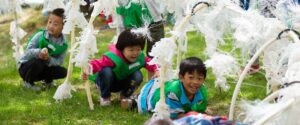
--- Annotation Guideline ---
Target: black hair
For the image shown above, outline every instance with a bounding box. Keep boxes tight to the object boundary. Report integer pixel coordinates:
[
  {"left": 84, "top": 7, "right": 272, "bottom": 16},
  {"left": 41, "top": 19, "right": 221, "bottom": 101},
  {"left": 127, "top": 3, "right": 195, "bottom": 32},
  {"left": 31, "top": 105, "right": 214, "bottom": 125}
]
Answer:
[
  {"left": 50, "top": 8, "right": 65, "bottom": 20},
  {"left": 116, "top": 29, "right": 145, "bottom": 51},
  {"left": 179, "top": 57, "right": 207, "bottom": 78}
]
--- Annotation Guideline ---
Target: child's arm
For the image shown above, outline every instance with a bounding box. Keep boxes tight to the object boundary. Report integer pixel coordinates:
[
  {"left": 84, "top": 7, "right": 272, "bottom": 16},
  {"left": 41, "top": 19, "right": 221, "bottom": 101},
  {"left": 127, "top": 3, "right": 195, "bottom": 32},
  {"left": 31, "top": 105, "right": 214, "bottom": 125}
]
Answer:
[
  {"left": 144, "top": 57, "right": 157, "bottom": 73},
  {"left": 165, "top": 92, "right": 185, "bottom": 119},
  {"left": 89, "top": 55, "right": 115, "bottom": 74},
  {"left": 173, "top": 113, "right": 186, "bottom": 120},
  {"left": 46, "top": 51, "right": 66, "bottom": 66},
  {"left": 24, "top": 32, "right": 44, "bottom": 59}
]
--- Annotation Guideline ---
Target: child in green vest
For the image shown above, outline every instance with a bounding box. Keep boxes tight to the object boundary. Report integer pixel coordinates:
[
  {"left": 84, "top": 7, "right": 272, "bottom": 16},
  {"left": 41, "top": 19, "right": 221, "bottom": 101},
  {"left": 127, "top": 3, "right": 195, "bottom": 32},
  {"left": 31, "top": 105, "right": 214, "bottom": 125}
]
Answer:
[
  {"left": 82, "top": 29, "right": 157, "bottom": 106},
  {"left": 18, "top": 8, "right": 67, "bottom": 91},
  {"left": 138, "top": 57, "right": 209, "bottom": 119},
  {"left": 116, "top": 0, "right": 165, "bottom": 78}
]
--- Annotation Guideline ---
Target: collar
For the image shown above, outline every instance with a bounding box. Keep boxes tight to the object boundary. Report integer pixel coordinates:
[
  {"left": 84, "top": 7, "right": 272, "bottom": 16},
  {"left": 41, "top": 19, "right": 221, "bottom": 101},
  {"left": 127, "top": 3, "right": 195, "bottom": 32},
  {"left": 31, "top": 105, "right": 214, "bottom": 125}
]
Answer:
[
  {"left": 44, "top": 30, "right": 64, "bottom": 40},
  {"left": 109, "top": 44, "right": 130, "bottom": 63},
  {"left": 179, "top": 82, "right": 203, "bottom": 105},
  {"left": 44, "top": 30, "right": 50, "bottom": 39}
]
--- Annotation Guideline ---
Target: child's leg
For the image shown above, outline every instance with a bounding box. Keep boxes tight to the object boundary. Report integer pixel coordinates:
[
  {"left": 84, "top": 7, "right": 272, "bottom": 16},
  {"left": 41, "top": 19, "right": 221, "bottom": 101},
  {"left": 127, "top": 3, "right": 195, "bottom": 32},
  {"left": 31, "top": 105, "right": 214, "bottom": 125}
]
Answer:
[
  {"left": 38, "top": 66, "right": 67, "bottom": 83},
  {"left": 120, "top": 70, "right": 143, "bottom": 98},
  {"left": 95, "top": 67, "right": 114, "bottom": 98},
  {"left": 18, "top": 59, "right": 47, "bottom": 84},
  {"left": 146, "top": 22, "right": 165, "bottom": 58},
  {"left": 137, "top": 79, "right": 157, "bottom": 113}
]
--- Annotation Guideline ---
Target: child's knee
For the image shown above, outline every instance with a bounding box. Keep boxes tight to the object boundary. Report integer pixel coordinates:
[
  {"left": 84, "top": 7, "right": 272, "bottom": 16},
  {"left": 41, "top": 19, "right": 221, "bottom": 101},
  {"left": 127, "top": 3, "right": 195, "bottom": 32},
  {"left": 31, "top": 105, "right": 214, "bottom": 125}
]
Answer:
[
  {"left": 132, "top": 71, "right": 143, "bottom": 85},
  {"left": 98, "top": 67, "right": 114, "bottom": 78}
]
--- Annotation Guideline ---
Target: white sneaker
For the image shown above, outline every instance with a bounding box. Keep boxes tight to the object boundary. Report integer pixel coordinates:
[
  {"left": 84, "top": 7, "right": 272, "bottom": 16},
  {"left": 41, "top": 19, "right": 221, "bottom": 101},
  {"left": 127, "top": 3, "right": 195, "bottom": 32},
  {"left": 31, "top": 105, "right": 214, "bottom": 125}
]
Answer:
[
  {"left": 23, "top": 81, "right": 41, "bottom": 91},
  {"left": 100, "top": 97, "right": 111, "bottom": 106},
  {"left": 41, "top": 80, "right": 56, "bottom": 88}
]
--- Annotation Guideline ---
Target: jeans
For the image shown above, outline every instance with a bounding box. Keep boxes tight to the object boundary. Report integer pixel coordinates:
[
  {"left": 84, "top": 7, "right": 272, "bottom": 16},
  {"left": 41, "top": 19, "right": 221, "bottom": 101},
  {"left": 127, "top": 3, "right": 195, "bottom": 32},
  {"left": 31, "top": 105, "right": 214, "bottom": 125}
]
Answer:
[
  {"left": 95, "top": 67, "right": 143, "bottom": 98},
  {"left": 18, "top": 59, "right": 67, "bottom": 84}
]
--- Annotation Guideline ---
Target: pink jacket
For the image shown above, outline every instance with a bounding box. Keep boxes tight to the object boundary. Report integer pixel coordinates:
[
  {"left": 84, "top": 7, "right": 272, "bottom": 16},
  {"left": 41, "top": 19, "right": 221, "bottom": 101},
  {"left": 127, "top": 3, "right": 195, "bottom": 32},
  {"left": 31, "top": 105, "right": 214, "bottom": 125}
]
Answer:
[{"left": 90, "top": 44, "right": 157, "bottom": 74}]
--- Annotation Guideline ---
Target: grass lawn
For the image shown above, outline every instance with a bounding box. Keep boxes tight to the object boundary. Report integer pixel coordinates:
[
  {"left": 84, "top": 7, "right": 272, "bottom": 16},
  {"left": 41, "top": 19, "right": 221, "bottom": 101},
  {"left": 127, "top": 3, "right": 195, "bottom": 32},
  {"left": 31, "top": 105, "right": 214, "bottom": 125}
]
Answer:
[{"left": 0, "top": 8, "right": 267, "bottom": 125}]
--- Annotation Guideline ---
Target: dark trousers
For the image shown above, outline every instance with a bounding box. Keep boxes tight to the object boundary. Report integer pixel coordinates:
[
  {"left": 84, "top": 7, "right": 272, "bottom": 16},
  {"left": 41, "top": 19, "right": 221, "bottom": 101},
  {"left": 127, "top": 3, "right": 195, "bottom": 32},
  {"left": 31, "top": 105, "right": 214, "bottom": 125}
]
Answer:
[
  {"left": 147, "top": 22, "right": 165, "bottom": 58},
  {"left": 240, "top": 0, "right": 250, "bottom": 10},
  {"left": 95, "top": 67, "right": 143, "bottom": 98},
  {"left": 18, "top": 59, "right": 67, "bottom": 85}
]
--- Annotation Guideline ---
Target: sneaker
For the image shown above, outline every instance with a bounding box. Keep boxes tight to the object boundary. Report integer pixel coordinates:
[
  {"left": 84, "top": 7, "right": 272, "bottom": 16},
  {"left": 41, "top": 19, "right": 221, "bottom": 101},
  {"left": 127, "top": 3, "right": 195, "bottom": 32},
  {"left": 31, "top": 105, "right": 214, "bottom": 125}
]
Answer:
[
  {"left": 241, "top": 64, "right": 260, "bottom": 75},
  {"left": 248, "top": 64, "right": 260, "bottom": 74},
  {"left": 41, "top": 80, "right": 56, "bottom": 88},
  {"left": 100, "top": 97, "right": 111, "bottom": 106},
  {"left": 120, "top": 98, "right": 132, "bottom": 109},
  {"left": 120, "top": 94, "right": 138, "bottom": 110},
  {"left": 23, "top": 81, "right": 41, "bottom": 91}
]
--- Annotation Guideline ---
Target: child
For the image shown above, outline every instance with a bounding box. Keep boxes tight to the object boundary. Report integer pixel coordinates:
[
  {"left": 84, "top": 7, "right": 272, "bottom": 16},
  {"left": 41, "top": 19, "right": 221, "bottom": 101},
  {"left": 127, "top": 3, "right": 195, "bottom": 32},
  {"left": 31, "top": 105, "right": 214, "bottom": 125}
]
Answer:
[
  {"left": 116, "top": 0, "right": 165, "bottom": 79},
  {"left": 82, "top": 29, "right": 157, "bottom": 106},
  {"left": 138, "top": 57, "right": 208, "bottom": 119},
  {"left": 18, "top": 8, "right": 67, "bottom": 91},
  {"left": 116, "top": 0, "right": 165, "bottom": 57}
]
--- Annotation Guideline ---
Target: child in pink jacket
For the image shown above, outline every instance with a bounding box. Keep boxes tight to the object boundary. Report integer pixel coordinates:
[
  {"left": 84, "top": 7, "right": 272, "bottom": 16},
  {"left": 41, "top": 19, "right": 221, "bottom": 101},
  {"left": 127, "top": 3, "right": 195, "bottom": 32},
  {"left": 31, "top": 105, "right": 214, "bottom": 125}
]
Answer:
[{"left": 82, "top": 29, "right": 157, "bottom": 106}]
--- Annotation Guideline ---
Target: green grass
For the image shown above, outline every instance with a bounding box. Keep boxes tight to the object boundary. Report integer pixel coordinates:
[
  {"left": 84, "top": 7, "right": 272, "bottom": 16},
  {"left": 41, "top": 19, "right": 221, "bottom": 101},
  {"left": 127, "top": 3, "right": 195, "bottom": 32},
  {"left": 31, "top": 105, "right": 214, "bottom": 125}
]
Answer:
[{"left": 0, "top": 8, "right": 267, "bottom": 124}]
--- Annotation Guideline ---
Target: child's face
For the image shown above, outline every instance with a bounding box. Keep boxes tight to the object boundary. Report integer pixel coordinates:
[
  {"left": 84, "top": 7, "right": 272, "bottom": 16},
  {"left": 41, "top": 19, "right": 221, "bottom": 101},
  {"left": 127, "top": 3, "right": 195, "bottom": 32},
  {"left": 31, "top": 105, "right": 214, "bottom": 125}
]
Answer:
[
  {"left": 122, "top": 45, "right": 142, "bottom": 63},
  {"left": 179, "top": 71, "right": 205, "bottom": 96},
  {"left": 47, "top": 14, "right": 63, "bottom": 38}
]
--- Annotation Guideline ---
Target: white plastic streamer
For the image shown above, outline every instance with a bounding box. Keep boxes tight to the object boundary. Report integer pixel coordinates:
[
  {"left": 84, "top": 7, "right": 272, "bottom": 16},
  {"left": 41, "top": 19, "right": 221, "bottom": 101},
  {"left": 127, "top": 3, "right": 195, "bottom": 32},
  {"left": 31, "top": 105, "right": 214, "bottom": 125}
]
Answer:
[
  {"left": 240, "top": 33, "right": 300, "bottom": 125},
  {"left": 275, "top": 0, "right": 300, "bottom": 28},
  {"left": 194, "top": 0, "right": 240, "bottom": 56},
  {"left": 149, "top": 38, "right": 177, "bottom": 119},
  {"left": 205, "top": 53, "right": 239, "bottom": 91},
  {"left": 54, "top": 0, "right": 87, "bottom": 101},
  {"left": 0, "top": 0, "right": 10, "bottom": 15},
  {"left": 9, "top": 21, "right": 27, "bottom": 61},
  {"left": 63, "top": 0, "right": 88, "bottom": 34},
  {"left": 73, "top": 26, "right": 98, "bottom": 68},
  {"left": 131, "top": 25, "right": 153, "bottom": 42},
  {"left": 263, "top": 38, "right": 292, "bottom": 93},
  {"left": 42, "top": 0, "right": 65, "bottom": 14},
  {"left": 53, "top": 81, "right": 75, "bottom": 100},
  {"left": 231, "top": 9, "right": 285, "bottom": 62},
  {"left": 91, "top": 0, "right": 117, "bottom": 17},
  {"left": 3, "top": 0, "right": 26, "bottom": 63},
  {"left": 149, "top": 38, "right": 177, "bottom": 81},
  {"left": 0, "top": 0, "right": 23, "bottom": 15}
]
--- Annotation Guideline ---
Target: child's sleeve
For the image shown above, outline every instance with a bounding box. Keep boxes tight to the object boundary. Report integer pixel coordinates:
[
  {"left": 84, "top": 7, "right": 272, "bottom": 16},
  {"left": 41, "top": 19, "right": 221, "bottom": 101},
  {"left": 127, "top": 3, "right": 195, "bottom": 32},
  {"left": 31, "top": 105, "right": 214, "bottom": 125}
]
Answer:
[
  {"left": 47, "top": 51, "right": 66, "bottom": 66},
  {"left": 193, "top": 85, "right": 207, "bottom": 113},
  {"left": 165, "top": 92, "right": 185, "bottom": 119},
  {"left": 24, "top": 32, "right": 43, "bottom": 59},
  {"left": 144, "top": 57, "right": 157, "bottom": 72},
  {"left": 90, "top": 56, "right": 115, "bottom": 74}
]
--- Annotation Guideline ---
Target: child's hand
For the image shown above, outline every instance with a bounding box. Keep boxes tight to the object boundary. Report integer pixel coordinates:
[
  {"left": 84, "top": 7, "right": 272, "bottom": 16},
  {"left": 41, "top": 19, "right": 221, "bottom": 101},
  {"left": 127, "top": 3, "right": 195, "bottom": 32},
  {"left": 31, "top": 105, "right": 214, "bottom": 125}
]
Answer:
[
  {"left": 81, "top": 72, "right": 89, "bottom": 80},
  {"left": 81, "top": 66, "right": 90, "bottom": 80},
  {"left": 205, "top": 107, "right": 213, "bottom": 115},
  {"left": 151, "top": 71, "right": 160, "bottom": 79},
  {"left": 39, "top": 48, "right": 49, "bottom": 60}
]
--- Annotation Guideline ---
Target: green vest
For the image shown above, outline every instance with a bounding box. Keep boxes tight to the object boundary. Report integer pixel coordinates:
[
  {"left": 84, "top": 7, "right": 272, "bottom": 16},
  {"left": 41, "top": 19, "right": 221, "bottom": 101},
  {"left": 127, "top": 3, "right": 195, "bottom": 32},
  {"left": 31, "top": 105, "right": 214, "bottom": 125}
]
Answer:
[
  {"left": 116, "top": 0, "right": 153, "bottom": 28},
  {"left": 27, "top": 29, "right": 68, "bottom": 56},
  {"left": 105, "top": 51, "right": 145, "bottom": 80},
  {"left": 152, "top": 80, "right": 207, "bottom": 113}
]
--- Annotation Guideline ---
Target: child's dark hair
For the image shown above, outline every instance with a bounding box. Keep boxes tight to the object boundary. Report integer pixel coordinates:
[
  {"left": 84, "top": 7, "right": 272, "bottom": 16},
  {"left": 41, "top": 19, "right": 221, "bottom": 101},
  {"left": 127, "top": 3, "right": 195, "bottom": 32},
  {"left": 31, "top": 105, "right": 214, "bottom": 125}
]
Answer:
[
  {"left": 179, "top": 57, "right": 207, "bottom": 78},
  {"left": 116, "top": 29, "right": 145, "bottom": 51},
  {"left": 50, "top": 8, "right": 65, "bottom": 20}
]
